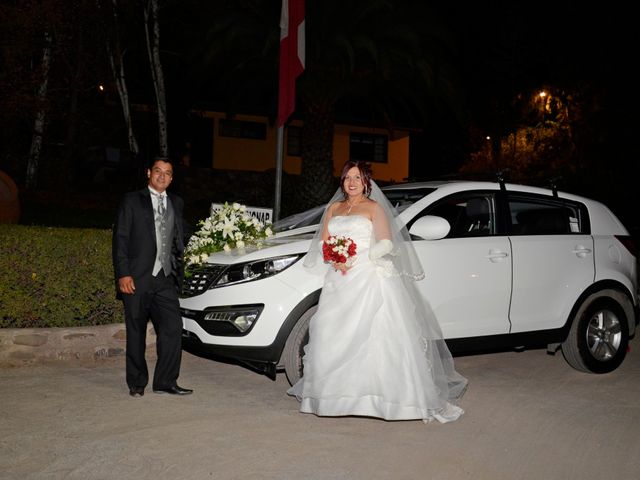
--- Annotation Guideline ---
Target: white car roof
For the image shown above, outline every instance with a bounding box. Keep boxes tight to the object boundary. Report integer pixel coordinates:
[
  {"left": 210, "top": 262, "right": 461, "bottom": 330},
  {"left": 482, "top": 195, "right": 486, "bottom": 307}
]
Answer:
[
  {"left": 384, "top": 180, "right": 581, "bottom": 200},
  {"left": 384, "top": 180, "right": 628, "bottom": 236}
]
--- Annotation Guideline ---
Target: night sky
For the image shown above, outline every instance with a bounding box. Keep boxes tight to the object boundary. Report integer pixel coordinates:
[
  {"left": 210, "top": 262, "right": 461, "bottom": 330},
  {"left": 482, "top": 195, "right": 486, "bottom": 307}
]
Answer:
[
  {"left": 412, "top": 1, "right": 639, "bottom": 173},
  {"left": 1, "top": 1, "right": 638, "bottom": 228}
]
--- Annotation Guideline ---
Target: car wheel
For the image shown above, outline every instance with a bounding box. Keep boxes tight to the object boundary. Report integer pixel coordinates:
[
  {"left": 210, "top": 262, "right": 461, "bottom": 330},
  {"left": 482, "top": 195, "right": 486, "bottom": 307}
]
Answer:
[
  {"left": 283, "top": 305, "right": 316, "bottom": 386},
  {"left": 562, "top": 296, "right": 629, "bottom": 374}
]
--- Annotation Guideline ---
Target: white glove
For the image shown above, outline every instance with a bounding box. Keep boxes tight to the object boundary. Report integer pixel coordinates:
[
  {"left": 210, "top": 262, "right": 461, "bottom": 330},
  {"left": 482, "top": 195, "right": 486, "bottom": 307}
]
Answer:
[{"left": 369, "top": 239, "right": 393, "bottom": 260}]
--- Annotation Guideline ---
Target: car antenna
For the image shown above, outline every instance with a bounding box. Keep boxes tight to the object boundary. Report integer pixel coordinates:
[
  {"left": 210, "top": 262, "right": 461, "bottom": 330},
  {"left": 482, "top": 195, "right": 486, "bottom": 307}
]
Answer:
[
  {"left": 547, "top": 176, "right": 562, "bottom": 198},
  {"left": 495, "top": 169, "right": 509, "bottom": 191}
]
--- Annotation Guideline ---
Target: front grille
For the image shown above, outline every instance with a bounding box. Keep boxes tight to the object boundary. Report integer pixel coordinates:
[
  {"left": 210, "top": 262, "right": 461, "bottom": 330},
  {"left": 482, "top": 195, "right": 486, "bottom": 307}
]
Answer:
[{"left": 181, "top": 264, "right": 227, "bottom": 297}]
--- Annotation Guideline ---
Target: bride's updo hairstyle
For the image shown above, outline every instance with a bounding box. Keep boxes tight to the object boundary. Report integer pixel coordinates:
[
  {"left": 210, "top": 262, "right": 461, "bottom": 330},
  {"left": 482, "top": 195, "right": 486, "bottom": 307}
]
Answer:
[{"left": 340, "top": 160, "right": 373, "bottom": 198}]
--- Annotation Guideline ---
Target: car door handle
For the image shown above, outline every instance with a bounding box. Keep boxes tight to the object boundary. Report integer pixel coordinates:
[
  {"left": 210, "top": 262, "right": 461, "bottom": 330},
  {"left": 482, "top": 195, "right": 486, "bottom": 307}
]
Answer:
[
  {"left": 572, "top": 245, "right": 592, "bottom": 258},
  {"left": 485, "top": 249, "right": 509, "bottom": 263}
]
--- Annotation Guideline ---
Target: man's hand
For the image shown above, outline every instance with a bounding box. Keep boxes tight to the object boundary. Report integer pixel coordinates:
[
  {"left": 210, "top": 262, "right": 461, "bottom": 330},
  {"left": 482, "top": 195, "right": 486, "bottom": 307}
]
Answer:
[{"left": 118, "top": 276, "right": 136, "bottom": 295}]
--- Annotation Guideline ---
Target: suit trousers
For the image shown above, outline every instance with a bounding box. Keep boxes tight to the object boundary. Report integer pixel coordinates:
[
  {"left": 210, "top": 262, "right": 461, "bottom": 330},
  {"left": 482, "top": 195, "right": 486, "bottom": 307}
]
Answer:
[{"left": 122, "top": 271, "right": 182, "bottom": 390}]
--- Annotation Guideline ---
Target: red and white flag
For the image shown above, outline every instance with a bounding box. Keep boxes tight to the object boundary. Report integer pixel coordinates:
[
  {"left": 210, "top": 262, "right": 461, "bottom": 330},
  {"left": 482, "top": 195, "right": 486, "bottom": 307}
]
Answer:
[{"left": 277, "top": 0, "right": 305, "bottom": 126}]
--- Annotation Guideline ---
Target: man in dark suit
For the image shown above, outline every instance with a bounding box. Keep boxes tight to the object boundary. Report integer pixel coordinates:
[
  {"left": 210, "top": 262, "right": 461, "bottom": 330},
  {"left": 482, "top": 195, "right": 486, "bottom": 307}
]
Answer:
[{"left": 112, "top": 157, "right": 193, "bottom": 397}]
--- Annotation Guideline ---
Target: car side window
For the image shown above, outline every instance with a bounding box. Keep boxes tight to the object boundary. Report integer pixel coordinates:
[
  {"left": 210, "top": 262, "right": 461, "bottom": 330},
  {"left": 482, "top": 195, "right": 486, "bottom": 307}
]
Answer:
[
  {"left": 508, "top": 196, "right": 586, "bottom": 235},
  {"left": 421, "top": 193, "right": 496, "bottom": 238}
]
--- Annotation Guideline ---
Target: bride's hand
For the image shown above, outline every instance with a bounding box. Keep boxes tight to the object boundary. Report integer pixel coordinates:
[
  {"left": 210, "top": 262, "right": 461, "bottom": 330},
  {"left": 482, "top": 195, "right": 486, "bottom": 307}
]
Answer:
[{"left": 331, "top": 262, "right": 351, "bottom": 273}]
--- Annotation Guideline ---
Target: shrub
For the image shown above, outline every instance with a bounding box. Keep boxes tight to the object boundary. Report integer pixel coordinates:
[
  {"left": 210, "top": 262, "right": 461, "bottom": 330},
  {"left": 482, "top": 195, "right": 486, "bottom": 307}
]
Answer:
[{"left": 0, "top": 225, "right": 124, "bottom": 328}]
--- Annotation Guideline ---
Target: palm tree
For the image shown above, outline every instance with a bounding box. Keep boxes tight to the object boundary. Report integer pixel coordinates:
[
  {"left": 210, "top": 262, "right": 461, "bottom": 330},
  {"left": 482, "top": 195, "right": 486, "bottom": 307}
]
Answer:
[
  {"left": 184, "top": 0, "right": 460, "bottom": 208},
  {"left": 296, "top": 0, "right": 460, "bottom": 207}
]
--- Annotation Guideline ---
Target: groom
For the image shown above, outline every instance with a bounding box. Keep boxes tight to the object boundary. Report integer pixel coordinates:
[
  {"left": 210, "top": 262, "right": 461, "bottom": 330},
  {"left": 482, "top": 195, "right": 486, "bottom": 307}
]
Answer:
[{"left": 112, "top": 157, "right": 192, "bottom": 397}]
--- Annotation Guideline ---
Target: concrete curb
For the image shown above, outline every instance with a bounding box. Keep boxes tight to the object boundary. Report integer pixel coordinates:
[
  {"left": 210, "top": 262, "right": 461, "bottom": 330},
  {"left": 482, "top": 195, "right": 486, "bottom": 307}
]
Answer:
[{"left": 0, "top": 323, "right": 156, "bottom": 367}]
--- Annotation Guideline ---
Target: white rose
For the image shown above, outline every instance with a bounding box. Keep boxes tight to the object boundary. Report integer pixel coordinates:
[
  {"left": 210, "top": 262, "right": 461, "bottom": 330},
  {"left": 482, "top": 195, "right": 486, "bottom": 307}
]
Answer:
[
  {"left": 200, "top": 253, "right": 209, "bottom": 262},
  {"left": 223, "top": 244, "right": 231, "bottom": 252},
  {"left": 236, "top": 240, "right": 245, "bottom": 249},
  {"left": 265, "top": 227, "right": 273, "bottom": 237},
  {"left": 232, "top": 202, "right": 241, "bottom": 210}
]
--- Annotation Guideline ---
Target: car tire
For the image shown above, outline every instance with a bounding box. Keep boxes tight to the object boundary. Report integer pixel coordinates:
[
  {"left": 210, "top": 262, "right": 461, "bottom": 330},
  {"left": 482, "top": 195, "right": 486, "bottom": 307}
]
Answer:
[
  {"left": 562, "top": 294, "right": 629, "bottom": 374},
  {"left": 283, "top": 305, "right": 316, "bottom": 386}
]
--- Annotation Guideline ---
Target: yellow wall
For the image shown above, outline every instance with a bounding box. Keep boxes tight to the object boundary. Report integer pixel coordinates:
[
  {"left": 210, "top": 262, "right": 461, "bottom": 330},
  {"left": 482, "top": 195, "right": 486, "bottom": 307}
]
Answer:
[
  {"left": 332, "top": 124, "right": 409, "bottom": 183},
  {"left": 200, "top": 112, "right": 410, "bottom": 182}
]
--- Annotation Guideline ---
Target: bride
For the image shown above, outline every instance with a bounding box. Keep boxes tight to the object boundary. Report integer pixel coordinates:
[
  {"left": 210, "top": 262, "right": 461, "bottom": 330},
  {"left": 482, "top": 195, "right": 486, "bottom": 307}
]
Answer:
[{"left": 287, "top": 161, "right": 467, "bottom": 423}]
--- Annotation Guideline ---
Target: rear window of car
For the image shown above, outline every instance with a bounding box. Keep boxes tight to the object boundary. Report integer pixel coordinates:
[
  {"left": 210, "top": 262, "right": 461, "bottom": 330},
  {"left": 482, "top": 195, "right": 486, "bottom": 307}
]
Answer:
[{"left": 507, "top": 194, "right": 589, "bottom": 235}]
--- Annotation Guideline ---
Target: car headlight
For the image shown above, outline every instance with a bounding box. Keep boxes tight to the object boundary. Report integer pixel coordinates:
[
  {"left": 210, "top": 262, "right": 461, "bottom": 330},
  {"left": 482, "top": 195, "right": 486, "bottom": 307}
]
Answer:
[{"left": 214, "top": 254, "right": 303, "bottom": 288}]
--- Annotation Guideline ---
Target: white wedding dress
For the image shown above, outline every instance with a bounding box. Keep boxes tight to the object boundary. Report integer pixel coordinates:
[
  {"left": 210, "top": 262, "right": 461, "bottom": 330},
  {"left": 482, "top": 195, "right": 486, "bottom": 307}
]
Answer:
[{"left": 288, "top": 215, "right": 464, "bottom": 423}]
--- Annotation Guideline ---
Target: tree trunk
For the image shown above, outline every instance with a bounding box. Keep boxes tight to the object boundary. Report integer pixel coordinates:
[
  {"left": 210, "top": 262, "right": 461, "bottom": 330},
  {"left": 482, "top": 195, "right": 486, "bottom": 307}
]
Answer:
[
  {"left": 26, "top": 31, "right": 52, "bottom": 189},
  {"left": 61, "top": 26, "right": 85, "bottom": 190},
  {"left": 144, "top": 0, "right": 168, "bottom": 158},
  {"left": 296, "top": 98, "right": 337, "bottom": 209},
  {"left": 108, "top": 0, "right": 139, "bottom": 156}
]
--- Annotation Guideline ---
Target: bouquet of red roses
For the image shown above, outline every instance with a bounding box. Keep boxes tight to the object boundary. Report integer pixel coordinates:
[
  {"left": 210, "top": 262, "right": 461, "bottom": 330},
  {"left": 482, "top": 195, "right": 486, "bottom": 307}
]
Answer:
[{"left": 323, "top": 235, "right": 357, "bottom": 274}]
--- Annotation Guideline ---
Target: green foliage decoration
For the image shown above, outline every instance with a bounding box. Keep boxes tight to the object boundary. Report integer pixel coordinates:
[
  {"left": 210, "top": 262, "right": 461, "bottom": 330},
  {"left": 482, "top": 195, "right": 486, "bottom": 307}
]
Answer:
[{"left": 0, "top": 225, "right": 124, "bottom": 328}]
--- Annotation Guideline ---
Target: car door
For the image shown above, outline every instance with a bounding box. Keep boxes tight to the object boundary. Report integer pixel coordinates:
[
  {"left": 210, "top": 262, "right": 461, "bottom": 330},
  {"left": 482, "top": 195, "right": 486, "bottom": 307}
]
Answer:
[
  {"left": 507, "top": 194, "right": 594, "bottom": 332},
  {"left": 409, "top": 191, "right": 512, "bottom": 339}
]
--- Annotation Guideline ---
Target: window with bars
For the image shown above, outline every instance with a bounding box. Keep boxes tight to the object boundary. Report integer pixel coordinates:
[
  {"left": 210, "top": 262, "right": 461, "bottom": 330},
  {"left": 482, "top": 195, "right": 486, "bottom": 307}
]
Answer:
[
  {"left": 219, "top": 119, "right": 267, "bottom": 140},
  {"left": 287, "top": 126, "right": 302, "bottom": 156},
  {"left": 349, "top": 132, "right": 388, "bottom": 163}
]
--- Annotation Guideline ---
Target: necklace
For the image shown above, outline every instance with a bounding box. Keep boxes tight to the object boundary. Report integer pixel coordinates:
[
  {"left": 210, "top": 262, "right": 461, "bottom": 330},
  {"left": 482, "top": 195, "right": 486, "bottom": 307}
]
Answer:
[{"left": 346, "top": 195, "right": 363, "bottom": 215}]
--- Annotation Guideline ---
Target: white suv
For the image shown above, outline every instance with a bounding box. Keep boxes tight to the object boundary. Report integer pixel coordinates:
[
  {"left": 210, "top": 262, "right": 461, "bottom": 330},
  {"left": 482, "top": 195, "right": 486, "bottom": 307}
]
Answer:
[{"left": 179, "top": 180, "right": 638, "bottom": 384}]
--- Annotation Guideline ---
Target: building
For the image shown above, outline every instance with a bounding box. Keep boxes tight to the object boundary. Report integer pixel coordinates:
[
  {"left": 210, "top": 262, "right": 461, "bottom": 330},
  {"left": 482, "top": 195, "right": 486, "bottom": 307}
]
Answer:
[{"left": 184, "top": 111, "right": 412, "bottom": 183}]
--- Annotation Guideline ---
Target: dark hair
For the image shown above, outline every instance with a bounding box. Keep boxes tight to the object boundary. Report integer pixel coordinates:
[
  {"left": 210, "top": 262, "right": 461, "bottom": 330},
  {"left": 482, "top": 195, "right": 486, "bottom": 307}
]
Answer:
[
  {"left": 149, "top": 157, "right": 173, "bottom": 169},
  {"left": 339, "top": 160, "right": 373, "bottom": 198}
]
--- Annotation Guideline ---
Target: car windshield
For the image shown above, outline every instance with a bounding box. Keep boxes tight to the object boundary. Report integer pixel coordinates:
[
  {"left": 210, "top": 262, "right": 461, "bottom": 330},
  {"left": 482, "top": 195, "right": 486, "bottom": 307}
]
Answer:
[
  {"left": 273, "top": 186, "right": 437, "bottom": 232},
  {"left": 383, "top": 187, "right": 436, "bottom": 213},
  {"left": 273, "top": 204, "right": 326, "bottom": 232}
]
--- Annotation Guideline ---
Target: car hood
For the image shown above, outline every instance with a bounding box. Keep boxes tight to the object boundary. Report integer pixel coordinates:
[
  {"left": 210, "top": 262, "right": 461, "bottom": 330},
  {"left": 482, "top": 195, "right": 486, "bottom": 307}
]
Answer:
[{"left": 203, "top": 226, "right": 316, "bottom": 265}]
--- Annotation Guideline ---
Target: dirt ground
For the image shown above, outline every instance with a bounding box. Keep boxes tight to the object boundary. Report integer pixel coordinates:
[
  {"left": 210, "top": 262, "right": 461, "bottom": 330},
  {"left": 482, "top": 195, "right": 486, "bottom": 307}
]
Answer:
[{"left": 1, "top": 344, "right": 639, "bottom": 480}]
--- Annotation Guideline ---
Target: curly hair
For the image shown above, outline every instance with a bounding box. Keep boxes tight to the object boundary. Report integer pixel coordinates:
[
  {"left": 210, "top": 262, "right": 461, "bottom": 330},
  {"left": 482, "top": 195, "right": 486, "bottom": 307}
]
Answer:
[{"left": 339, "top": 160, "right": 373, "bottom": 198}]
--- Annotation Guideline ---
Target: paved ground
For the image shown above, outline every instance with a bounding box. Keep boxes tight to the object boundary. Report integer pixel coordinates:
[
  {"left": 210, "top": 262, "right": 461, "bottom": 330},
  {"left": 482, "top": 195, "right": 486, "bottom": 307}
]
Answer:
[{"left": 1, "top": 344, "right": 639, "bottom": 480}]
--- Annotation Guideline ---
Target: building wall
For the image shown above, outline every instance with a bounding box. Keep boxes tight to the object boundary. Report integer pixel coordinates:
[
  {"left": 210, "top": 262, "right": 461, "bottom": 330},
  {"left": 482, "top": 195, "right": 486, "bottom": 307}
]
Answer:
[
  {"left": 195, "top": 111, "right": 410, "bottom": 182},
  {"left": 332, "top": 124, "right": 409, "bottom": 183}
]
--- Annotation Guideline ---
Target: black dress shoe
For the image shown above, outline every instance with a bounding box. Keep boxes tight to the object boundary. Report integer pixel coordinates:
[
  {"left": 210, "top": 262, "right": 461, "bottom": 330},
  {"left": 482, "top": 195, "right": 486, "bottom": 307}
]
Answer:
[
  {"left": 129, "top": 387, "right": 144, "bottom": 397},
  {"left": 152, "top": 385, "right": 193, "bottom": 395}
]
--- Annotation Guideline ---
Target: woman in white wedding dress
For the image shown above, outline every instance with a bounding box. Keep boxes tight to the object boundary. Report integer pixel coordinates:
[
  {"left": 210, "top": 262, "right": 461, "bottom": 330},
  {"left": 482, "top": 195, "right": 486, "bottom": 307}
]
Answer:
[{"left": 288, "top": 161, "right": 467, "bottom": 423}]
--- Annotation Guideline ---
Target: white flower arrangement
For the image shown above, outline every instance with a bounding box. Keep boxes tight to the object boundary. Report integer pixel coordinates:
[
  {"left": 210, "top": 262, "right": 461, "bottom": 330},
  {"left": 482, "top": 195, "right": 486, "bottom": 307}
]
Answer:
[{"left": 184, "top": 202, "right": 273, "bottom": 267}]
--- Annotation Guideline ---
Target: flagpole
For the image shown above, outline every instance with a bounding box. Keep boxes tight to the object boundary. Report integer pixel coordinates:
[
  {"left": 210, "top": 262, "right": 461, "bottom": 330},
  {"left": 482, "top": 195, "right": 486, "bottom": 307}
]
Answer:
[
  {"left": 275, "top": 0, "right": 304, "bottom": 222},
  {"left": 274, "top": 125, "right": 284, "bottom": 222}
]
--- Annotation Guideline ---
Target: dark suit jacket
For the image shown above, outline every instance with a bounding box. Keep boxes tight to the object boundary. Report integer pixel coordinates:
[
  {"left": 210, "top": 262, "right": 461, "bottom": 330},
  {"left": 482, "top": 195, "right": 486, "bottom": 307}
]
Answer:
[{"left": 112, "top": 188, "right": 186, "bottom": 296}]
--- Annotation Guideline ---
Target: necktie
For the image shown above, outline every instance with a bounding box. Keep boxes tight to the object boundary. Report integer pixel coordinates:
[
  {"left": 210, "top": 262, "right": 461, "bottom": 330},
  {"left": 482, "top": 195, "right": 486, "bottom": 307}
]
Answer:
[
  {"left": 157, "top": 194, "right": 166, "bottom": 217},
  {"left": 152, "top": 192, "right": 169, "bottom": 276}
]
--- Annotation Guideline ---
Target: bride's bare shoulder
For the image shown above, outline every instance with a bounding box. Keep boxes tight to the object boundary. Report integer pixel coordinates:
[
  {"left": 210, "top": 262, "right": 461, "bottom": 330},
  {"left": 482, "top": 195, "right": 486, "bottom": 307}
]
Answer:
[
  {"left": 360, "top": 198, "right": 378, "bottom": 219},
  {"left": 363, "top": 197, "right": 379, "bottom": 209},
  {"left": 327, "top": 201, "right": 344, "bottom": 217},
  {"left": 328, "top": 201, "right": 344, "bottom": 211}
]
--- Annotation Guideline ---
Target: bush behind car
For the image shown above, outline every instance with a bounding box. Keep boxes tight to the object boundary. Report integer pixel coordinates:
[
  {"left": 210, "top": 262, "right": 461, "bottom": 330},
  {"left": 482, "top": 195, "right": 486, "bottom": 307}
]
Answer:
[{"left": 0, "top": 225, "right": 124, "bottom": 328}]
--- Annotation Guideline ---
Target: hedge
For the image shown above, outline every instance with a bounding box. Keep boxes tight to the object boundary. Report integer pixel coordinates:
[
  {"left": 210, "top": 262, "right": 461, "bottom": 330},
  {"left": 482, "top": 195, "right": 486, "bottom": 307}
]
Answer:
[{"left": 0, "top": 225, "right": 125, "bottom": 328}]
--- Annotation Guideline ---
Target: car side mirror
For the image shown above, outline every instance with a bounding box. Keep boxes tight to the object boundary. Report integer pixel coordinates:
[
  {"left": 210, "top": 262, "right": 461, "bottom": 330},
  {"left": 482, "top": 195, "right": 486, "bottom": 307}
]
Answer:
[{"left": 409, "top": 215, "right": 450, "bottom": 240}]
